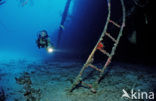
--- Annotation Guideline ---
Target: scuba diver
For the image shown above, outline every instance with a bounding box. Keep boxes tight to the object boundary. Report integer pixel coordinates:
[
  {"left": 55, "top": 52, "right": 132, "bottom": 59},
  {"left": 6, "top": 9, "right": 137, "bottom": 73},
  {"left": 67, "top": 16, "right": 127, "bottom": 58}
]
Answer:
[{"left": 36, "top": 30, "right": 54, "bottom": 53}]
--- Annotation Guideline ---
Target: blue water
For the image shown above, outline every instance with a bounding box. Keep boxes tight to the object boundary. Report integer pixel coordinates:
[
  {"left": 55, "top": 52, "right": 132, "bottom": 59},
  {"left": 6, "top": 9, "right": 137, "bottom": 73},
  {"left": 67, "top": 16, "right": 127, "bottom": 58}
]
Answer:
[
  {"left": 0, "top": 0, "right": 109, "bottom": 61},
  {"left": 0, "top": 1, "right": 155, "bottom": 101},
  {"left": 0, "top": 0, "right": 75, "bottom": 61}
]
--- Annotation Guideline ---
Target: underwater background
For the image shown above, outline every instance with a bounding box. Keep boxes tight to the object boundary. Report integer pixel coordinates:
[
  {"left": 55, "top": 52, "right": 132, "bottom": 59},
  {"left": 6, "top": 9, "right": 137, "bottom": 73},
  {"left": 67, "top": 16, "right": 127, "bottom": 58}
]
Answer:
[{"left": 0, "top": 0, "right": 155, "bottom": 101}]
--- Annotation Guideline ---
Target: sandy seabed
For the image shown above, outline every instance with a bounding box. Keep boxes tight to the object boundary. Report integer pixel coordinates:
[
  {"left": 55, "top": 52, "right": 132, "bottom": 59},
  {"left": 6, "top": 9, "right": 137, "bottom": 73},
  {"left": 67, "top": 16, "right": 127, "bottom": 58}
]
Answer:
[{"left": 0, "top": 58, "right": 155, "bottom": 101}]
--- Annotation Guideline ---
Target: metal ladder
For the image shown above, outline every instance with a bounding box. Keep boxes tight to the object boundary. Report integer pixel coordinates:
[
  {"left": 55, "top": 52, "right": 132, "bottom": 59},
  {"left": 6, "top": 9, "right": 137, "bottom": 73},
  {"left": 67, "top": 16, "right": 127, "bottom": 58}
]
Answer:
[{"left": 70, "top": 0, "right": 126, "bottom": 93}]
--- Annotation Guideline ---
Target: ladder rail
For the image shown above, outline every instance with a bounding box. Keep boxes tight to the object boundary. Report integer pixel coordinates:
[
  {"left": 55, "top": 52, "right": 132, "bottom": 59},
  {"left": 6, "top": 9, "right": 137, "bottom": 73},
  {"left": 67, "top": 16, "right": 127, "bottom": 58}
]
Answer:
[
  {"left": 110, "top": 0, "right": 126, "bottom": 58},
  {"left": 96, "top": 0, "right": 126, "bottom": 83},
  {"left": 69, "top": 0, "right": 111, "bottom": 92},
  {"left": 69, "top": 0, "right": 126, "bottom": 92},
  {"left": 82, "top": 0, "right": 111, "bottom": 67}
]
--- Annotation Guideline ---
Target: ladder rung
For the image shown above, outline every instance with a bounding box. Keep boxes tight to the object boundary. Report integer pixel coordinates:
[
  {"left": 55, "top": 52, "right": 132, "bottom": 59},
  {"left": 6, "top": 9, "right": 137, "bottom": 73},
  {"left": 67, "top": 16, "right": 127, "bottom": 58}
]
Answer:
[
  {"left": 105, "top": 32, "right": 117, "bottom": 43},
  {"left": 99, "top": 49, "right": 110, "bottom": 57},
  {"left": 81, "top": 81, "right": 92, "bottom": 88},
  {"left": 109, "top": 20, "right": 120, "bottom": 28},
  {"left": 89, "top": 64, "right": 102, "bottom": 72}
]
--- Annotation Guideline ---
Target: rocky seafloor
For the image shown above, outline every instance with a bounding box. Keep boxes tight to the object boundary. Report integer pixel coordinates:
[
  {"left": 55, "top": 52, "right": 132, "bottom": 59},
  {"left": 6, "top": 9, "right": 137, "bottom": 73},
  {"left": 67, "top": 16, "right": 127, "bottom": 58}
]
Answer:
[{"left": 0, "top": 59, "right": 155, "bottom": 101}]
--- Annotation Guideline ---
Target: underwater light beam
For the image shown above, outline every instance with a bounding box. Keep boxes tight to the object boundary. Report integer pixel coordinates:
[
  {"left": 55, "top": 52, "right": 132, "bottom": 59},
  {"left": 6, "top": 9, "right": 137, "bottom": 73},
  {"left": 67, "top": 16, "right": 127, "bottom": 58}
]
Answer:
[{"left": 46, "top": 46, "right": 54, "bottom": 53}]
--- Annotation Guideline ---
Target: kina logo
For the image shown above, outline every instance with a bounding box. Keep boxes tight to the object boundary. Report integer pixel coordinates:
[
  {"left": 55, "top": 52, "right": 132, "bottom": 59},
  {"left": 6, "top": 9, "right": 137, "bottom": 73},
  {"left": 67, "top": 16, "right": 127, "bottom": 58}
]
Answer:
[{"left": 121, "top": 89, "right": 154, "bottom": 100}]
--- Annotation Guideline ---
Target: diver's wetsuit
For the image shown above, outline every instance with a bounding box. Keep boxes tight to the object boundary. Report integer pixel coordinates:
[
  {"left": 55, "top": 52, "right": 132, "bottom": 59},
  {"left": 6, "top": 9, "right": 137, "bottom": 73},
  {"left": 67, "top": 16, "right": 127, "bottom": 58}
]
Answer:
[{"left": 37, "top": 35, "right": 49, "bottom": 48}]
